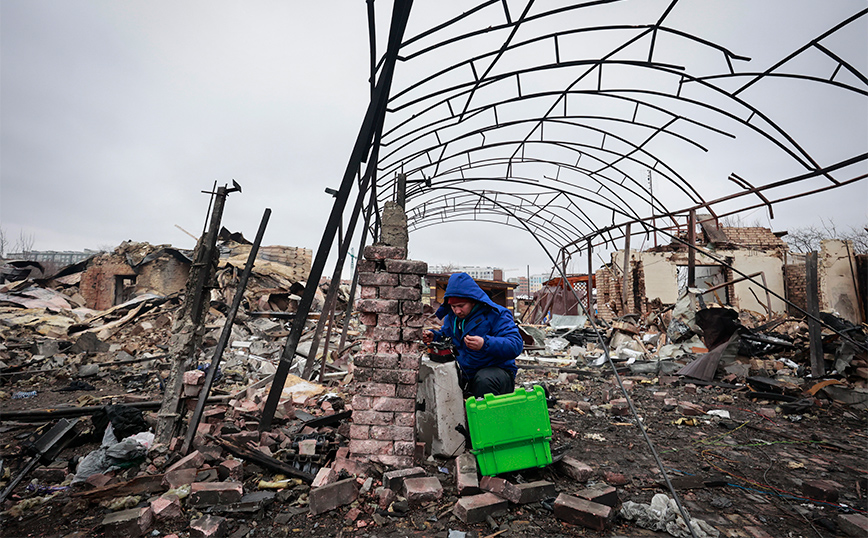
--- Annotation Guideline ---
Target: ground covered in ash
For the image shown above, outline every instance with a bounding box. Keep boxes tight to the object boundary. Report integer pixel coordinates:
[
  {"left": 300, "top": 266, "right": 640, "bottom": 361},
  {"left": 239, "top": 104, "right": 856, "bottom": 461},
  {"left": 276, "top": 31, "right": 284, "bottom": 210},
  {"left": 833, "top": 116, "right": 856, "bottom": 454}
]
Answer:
[{"left": 1, "top": 351, "right": 866, "bottom": 538}]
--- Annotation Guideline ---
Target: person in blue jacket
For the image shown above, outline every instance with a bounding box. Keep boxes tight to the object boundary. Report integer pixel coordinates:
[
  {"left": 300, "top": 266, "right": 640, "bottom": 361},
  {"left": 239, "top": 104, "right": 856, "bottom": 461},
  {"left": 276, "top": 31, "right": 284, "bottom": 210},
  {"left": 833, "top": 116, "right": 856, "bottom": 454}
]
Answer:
[{"left": 422, "top": 272, "right": 524, "bottom": 398}]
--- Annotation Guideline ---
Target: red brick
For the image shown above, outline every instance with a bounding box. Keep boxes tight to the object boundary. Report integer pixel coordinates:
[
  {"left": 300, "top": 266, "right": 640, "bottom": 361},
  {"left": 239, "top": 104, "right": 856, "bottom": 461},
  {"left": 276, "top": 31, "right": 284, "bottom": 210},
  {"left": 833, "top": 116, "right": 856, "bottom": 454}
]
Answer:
[
  {"left": 352, "top": 410, "right": 393, "bottom": 425},
  {"left": 802, "top": 479, "right": 843, "bottom": 503},
  {"left": 309, "top": 478, "right": 359, "bottom": 515},
  {"left": 349, "top": 424, "right": 370, "bottom": 439},
  {"left": 357, "top": 259, "right": 377, "bottom": 272},
  {"left": 189, "top": 482, "right": 243, "bottom": 507},
  {"left": 394, "top": 441, "right": 416, "bottom": 456},
  {"left": 217, "top": 459, "right": 243, "bottom": 482},
  {"left": 351, "top": 395, "right": 372, "bottom": 410},
  {"left": 838, "top": 513, "right": 868, "bottom": 537},
  {"left": 456, "top": 453, "right": 480, "bottom": 496},
  {"left": 370, "top": 425, "right": 415, "bottom": 441},
  {"left": 163, "top": 467, "right": 198, "bottom": 489},
  {"left": 480, "top": 476, "right": 521, "bottom": 503},
  {"left": 166, "top": 451, "right": 205, "bottom": 474},
  {"left": 557, "top": 456, "right": 594, "bottom": 482},
  {"left": 356, "top": 382, "right": 396, "bottom": 397},
  {"left": 354, "top": 353, "right": 400, "bottom": 369},
  {"left": 602, "top": 471, "right": 629, "bottom": 486},
  {"left": 101, "top": 506, "right": 153, "bottom": 537},
  {"left": 378, "top": 488, "right": 396, "bottom": 509},
  {"left": 382, "top": 467, "right": 426, "bottom": 490},
  {"left": 399, "top": 273, "right": 421, "bottom": 287},
  {"left": 311, "top": 467, "right": 338, "bottom": 488},
  {"left": 358, "top": 272, "right": 400, "bottom": 287},
  {"left": 150, "top": 495, "right": 183, "bottom": 520},
  {"left": 394, "top": 412, "right": 415, "bottom": 427},
  {"left": 332, "top": 456, "right": 371, "bottom": 477},
  {"left": 384, "top": 259, "right": 427, "bottom": 274},
  {"left": 403, "top": 476, "right": 443, "bottom": 502},
  {"left": 368, "top": 326, "right": 401, "bottom": 342},
  {"left": 684, "top": 383, "right": 697, "bottom": 394},
  {"left": 396, "top": 384, "right": 418, "bottom": 399},
  {"left": 516, "top": 481, "right": 557, "bottom": 504},
  {"left": 372, "top": 454, "right": 415, "bottom": 467},
  {"left": 553, "top": 493, "right": 614, "bottom": 531},
  {"left": 356, "top": 299, "right": 399, "bottom": 314},
  {"left": 402, "top": 315, "right": 425, "bottom": 328},
  {"left": 364, "top": 245, "right": 406, "bottom": 260},
  {"left": 576, "top": 485, "right": 619, "bottom": 507},
  {"left": 372, "top": 397, "right": 415, "bottom": 412},
  {"left": 349, "top": 439, "right": 393, "bottom": 455},
  {"left": 453, "top": 492, "right": 508, "bottom": 523},
  {"left": 190, "top": 515, "right": 228, "bottom": 538},
  {"left": 678, "top": 401, "right": 706, "bottom": 416},
  {"left": 380, "top": 286, "right": 422, "bottom": 301},
  {"left": 400, "top": 302, "right": 424, "bottom": 315}
]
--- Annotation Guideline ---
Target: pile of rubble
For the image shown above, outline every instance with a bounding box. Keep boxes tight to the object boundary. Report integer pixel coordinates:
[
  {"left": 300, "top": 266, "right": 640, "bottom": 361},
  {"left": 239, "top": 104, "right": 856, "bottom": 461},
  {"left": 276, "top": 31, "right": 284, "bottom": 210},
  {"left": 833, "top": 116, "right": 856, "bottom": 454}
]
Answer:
[{"left": 1, "top": 241, "right": 868, "bottom": 538}]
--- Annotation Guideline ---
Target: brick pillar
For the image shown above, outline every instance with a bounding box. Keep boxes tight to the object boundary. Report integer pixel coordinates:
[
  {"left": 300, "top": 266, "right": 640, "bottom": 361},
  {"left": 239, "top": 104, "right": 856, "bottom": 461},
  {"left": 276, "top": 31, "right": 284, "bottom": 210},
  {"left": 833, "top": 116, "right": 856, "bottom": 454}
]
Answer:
[{"left": 349, "top": 244, "right": 427, "bottom": 468}]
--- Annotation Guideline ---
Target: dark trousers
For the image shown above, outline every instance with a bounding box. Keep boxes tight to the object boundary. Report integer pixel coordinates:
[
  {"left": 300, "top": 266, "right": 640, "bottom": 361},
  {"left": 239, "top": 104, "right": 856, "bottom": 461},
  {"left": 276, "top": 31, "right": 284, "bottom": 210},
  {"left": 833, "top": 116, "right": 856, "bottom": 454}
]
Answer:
[{"left": 468, "top": 367, "right": 515, "bottom": 398}]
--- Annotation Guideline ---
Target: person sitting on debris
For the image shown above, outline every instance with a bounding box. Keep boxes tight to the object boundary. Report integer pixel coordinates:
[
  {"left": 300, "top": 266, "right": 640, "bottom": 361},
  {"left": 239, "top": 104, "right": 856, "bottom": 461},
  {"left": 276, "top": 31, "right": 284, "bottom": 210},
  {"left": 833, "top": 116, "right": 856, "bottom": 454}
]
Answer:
[{"left": 422, "top": 272, "right": 524, "bottom": 398}]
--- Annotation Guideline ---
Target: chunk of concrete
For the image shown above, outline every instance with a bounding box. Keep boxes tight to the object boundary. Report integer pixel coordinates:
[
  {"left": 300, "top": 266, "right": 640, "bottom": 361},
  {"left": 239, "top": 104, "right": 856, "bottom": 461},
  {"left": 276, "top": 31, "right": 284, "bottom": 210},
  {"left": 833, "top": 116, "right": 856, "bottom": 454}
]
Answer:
[
  {"left": 838, "top": 513, "right": 868, "bottom": 537},
  {"left": 416, "top": 359, "right": 466, "bottom": 456}
]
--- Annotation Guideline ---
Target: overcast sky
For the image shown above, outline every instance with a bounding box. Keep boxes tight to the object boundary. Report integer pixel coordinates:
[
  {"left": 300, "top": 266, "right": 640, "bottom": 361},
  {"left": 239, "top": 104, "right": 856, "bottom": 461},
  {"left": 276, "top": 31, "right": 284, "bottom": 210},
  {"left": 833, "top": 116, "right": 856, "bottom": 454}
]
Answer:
[{"left": 1, "top": 1, "right": 866, "bottom": 279}]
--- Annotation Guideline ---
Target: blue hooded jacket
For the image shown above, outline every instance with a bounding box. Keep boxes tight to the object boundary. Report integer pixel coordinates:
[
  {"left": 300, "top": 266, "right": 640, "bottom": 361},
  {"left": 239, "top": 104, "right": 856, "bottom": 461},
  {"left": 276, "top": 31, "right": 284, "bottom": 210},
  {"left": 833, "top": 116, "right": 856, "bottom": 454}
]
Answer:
[{"left": 430, "top": 272, "right": 523, "bottom": 379}]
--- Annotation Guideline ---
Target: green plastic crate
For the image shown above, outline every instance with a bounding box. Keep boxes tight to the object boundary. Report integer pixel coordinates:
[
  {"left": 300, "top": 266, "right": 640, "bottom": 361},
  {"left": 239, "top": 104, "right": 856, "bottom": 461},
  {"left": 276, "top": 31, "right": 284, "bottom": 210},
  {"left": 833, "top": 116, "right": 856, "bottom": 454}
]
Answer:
[{"left": 465, "top": 386, "right": 552, "bottom": 476}]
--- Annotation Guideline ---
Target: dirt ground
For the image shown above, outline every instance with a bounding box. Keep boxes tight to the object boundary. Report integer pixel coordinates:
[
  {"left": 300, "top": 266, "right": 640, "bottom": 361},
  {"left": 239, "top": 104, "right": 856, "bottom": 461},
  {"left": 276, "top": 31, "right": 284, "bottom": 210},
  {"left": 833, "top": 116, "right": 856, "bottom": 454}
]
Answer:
[{"left": 1, "top": 353, "right": 866, "bottom": 538}]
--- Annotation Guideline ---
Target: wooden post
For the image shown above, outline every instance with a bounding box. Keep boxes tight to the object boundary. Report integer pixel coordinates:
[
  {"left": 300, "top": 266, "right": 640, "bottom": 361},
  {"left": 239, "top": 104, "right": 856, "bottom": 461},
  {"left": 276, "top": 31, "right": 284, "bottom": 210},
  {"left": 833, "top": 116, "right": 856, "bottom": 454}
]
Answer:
[
  {"left": 687, "top": 210, "right": 696, "bottom": 289},
  {"left": 806, "top": 252, "right": 825, "bottom": 377},
  {"left": 621, "top": 223, "right": 631, "bottom": 314}
]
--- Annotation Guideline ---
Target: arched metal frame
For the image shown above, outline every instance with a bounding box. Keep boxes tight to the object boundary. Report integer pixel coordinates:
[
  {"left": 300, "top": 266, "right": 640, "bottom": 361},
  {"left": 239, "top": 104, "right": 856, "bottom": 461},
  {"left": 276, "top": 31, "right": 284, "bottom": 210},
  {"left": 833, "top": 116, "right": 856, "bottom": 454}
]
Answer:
[{"left": 365, "top": 1, "right": 867, "bottom": 262}]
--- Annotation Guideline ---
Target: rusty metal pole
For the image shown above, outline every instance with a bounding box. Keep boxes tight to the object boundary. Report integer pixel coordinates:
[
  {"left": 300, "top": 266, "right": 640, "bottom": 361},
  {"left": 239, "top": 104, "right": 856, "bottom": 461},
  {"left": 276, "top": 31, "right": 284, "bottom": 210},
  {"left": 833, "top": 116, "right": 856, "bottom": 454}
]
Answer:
[
  {"left": 621, "top": 223, "right": 631, "bottom": 314},
  {"left": 806, "top": 251, "right": 825, "bottom": 377},
  {"left": 688, "top": 210, "right": 697, "bottom": 289}
]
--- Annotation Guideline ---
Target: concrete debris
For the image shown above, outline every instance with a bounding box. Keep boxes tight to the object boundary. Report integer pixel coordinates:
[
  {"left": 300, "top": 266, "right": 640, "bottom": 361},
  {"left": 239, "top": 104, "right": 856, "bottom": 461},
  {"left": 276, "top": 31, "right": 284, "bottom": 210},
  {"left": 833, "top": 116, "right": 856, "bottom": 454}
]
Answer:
[{"left": 0, "top": 233, "right": 866, "bottom": 538}]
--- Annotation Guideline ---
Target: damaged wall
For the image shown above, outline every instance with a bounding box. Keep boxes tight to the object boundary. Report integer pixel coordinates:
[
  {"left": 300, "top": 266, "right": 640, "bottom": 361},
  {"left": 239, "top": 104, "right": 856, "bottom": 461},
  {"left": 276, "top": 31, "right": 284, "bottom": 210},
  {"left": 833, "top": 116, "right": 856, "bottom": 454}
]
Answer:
[
  {"left": 600, "top": 236, "right": 789, "bottom": 320},
  {"left": 820, "top": 239, "right": 861, "bottom": 324}
]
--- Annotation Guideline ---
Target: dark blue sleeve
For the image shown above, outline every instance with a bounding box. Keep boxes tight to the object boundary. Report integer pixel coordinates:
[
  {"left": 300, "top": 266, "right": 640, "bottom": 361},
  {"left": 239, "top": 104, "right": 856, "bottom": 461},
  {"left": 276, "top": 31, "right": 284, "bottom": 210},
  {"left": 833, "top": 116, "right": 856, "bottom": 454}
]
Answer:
[{"left": 481, "top": 309, "right": 523, "bottom": 360}]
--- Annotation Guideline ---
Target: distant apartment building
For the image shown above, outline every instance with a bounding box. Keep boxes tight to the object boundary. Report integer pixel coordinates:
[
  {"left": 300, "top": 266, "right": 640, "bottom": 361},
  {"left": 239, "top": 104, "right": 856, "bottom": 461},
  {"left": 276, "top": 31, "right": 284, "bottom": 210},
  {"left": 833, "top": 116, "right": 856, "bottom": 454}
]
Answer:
[
  {"left": 5, "top": 250, "right": 98, "bottom": 266},
  {"left": 509, "top": 274, "right": 548, "bottom": 295},
  {"left": 428, "top": 265, "right": 504, "bottom": 281}
]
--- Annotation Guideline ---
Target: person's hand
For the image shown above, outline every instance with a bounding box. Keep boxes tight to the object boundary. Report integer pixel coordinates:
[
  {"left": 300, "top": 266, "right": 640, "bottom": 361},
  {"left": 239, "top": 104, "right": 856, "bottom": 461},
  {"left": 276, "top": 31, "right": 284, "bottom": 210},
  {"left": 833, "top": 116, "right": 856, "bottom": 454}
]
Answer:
[
  {"left": 464, "top": 335, "right": 484, "bottom": 351},
  {"left": 422, "top": 330, "right": 434, "bottom": 344}
]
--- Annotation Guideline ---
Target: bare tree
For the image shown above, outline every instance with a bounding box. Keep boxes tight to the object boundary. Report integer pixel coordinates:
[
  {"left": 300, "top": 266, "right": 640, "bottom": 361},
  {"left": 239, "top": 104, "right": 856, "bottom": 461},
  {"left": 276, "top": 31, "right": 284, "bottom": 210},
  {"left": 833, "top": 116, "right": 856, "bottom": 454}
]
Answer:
[
  {"left": 786, "top": 218, "right": 868, "bottom": 254},
  {"left": 14, "top": 230, "right": 35, "bottom": 256},
  {"left": 0, "top": 226, "right": 7, "bottom": 258}
]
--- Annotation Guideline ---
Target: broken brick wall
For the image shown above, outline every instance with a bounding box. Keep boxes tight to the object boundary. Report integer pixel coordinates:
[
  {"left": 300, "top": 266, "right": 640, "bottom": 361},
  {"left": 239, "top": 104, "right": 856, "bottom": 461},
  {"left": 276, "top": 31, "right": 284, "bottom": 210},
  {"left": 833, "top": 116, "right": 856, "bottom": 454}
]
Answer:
[
  {"left": 721, "top": 227, "right": 787, "bottom": 250},
  {"left": 349, "top": 244, "right": 427, "bottom": 468},
  {"left": 80, "top": 261, "right": 138, "bottom": 310}
]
